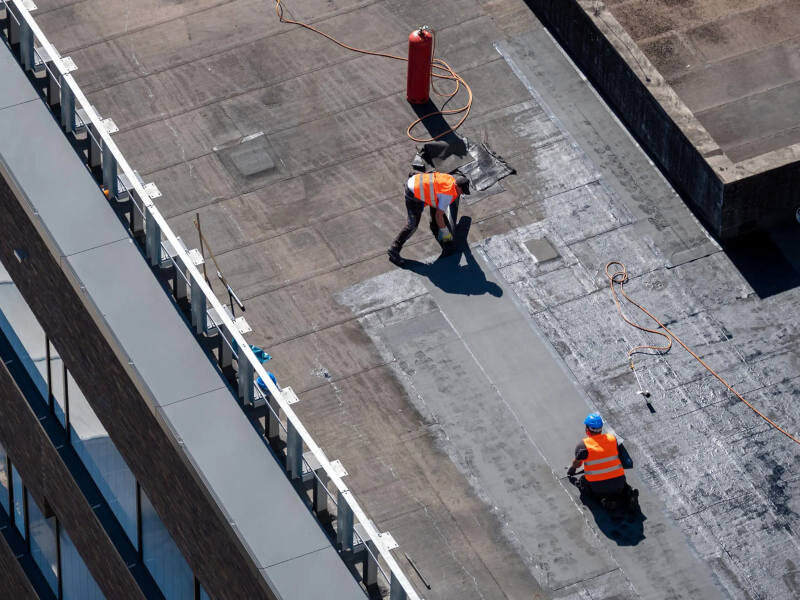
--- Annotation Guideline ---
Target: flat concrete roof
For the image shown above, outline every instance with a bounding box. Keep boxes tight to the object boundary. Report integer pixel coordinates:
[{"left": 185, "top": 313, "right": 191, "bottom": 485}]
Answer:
[
  {"left": 0, "top": 39, "right": 363, "bottom": 600},
  {"left": 26, "top": 0, "right": 800, "bottom": 598},
  {"left": 610, "top": 0, "right": 800, "bottom": 163}
]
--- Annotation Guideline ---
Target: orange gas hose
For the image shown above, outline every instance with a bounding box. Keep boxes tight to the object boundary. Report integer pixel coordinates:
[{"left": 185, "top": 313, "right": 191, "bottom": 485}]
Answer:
[
  {"left": 605, "top": 261, "right": 800, "bottom": 445},
  {"left": 273, "top": 0, "right": 472, "bottom": 143}
]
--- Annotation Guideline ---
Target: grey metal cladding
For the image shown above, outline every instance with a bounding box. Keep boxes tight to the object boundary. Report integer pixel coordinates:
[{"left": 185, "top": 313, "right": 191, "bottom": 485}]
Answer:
[
  {"left": 64, "top": 238, "right": 225, "bottom": 407},
  {"left": 0, "top": 46, "right": 38, "bottom": 109},
  {"left": 0, "top": 101, "right": 126, "bottom": 256},
  {"left": 263, "top": 547, "right": 368, "bottom": 600},
  {"left": 161, "top": 389, "right": 350, "bottom": 573}
]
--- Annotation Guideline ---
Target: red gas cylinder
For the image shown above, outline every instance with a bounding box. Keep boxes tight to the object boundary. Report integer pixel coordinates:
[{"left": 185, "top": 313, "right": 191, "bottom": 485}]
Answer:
[{"left": 407, "top": 27, "right": 434, "bottom": 104}]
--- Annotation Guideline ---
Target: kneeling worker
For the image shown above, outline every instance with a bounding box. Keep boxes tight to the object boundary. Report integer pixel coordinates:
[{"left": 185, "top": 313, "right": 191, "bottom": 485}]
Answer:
[
  {"left": 388, "top": 171, "right": 469, "bottom": 266},
  {"left": 568, "top": 413, "right": 628, "bottom": 497}
]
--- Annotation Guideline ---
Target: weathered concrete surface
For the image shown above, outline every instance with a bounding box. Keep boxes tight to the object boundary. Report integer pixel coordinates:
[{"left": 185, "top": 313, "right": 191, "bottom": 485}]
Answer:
[
  {"left": 28, "top": 0, "right": 800, "bottom": 598},
  {"left": 611, "top": 0, "right": 800, "bottom": 163},
  {"left": 522, "top": 0, "right": 800, "bottom": 239}
]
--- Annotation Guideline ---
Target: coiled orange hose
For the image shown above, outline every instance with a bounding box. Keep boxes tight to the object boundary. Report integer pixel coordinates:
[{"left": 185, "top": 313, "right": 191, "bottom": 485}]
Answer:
[
  {"left": 606, "top": 261, "right": 800, "bottom": 445},
  {"left": 273, "top": 0, "right": 472, "bottom": 142}
]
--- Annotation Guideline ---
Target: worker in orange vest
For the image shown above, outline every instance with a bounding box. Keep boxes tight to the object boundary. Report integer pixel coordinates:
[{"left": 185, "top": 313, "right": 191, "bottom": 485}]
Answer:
[
  {"left": 568, "top": 413, "right": 630, "bottom": 498},
  {"left": 388, "top": 171, "right": 469, "bottom": 266}
]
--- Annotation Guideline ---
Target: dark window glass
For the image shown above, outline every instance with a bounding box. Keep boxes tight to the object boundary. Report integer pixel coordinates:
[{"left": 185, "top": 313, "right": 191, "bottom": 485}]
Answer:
[
  {"left": 69, "top": 379, "right": 138, "bottom": 547},
  {"left": 49, "top": 340, "right": 66, "bottom": 427},
  {"left": 60, "top": 526, "right": 105, "bottom": 600},
  {"left": 141, "top": 489, "right": 193, "bottom": 599},
  {"left": 0, "top": 263, "right": 48, "bottom": 399},
  {"left": 28, "top": 492, "right": 58, "bottom": 593},
  {"left": 11, "top": 463, "right": 25, "bottom": 537},
  {"left": 0, "top": 442, "right": 8, "bottom": 513}
]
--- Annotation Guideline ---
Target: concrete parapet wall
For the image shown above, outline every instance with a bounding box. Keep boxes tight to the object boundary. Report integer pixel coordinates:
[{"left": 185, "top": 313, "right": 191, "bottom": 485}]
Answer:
[{"left": 523, "top": 0, "right": 799, "bottom": 239}]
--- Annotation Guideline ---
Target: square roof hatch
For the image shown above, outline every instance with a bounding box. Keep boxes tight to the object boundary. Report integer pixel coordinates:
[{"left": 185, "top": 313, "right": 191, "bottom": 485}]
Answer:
[{"left": 221, "top": 133, "right": 275, "bottom": 178}]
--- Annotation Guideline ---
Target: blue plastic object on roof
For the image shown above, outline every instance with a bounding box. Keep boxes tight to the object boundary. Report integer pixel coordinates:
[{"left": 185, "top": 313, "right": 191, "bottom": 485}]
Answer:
[
  {"left": 256, "top": 372, "right": 279, "bottom": 394},
  {"left": 250, "top": 344, "right": 272, "bottom": 363}
]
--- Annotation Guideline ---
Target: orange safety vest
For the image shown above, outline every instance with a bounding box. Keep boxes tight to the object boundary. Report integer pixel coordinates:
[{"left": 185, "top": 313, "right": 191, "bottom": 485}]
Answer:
[
  {"left": 412, "top": 172, "right": 458, "bottom": 207},
  {"left": 581, "top": 433, "right": 625, "bottom": 482}
]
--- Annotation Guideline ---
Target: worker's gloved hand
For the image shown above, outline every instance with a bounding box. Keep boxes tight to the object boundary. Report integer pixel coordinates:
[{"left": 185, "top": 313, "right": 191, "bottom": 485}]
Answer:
[
  {"left": 567, "top": 466, "right": 576, "bottom": 477},
  {"left": 438, "top": 228, "right": 453, "bottom": 243}
]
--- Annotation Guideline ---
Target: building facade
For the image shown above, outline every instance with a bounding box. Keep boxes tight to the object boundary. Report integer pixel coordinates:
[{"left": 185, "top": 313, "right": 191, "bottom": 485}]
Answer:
[{"left": 0, "top": 3, "right": 393, "bottom": 599}]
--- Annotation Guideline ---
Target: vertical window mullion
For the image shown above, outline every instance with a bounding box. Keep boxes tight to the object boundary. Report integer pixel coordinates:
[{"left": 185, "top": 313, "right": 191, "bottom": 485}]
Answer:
[
  {"left": 46, "top": 335, "right": 53, "bottom": 413},
  {"left": 136, "top": 482, "right": 142, "bottom": 562},
  {"left": 23, "top": 484, "right": 30, "bottom": 549},
  {"left": 63, "top": 363, "right": 70, "bottom": 442},
  {"left": 7, "top": 458, "right": 13, "bottom": 524},
  {"left": 194, "top": 576, "right": 200, "bottom": 600}
]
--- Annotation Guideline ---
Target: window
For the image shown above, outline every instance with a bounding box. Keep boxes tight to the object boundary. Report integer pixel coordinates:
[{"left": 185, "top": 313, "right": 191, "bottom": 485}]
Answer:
[
  {"left": 199, "top": 584, "right": 211, "bottom": 600},
  {"left": 141, "top": 489, "right": 194, "bottom": 600},
  {"left": 11, "top": 463, "right": 26, "bottom": 538},
  {"left": 0, "top": 442, "right": 8, "bottom": 513},
  {"left": 49, "top": 340, "right": 67, "bottom": 427},
  {"left": 68, "top": 378, "right": 138, "bottom": 547},
  {"left": 0, "top": 263, "right": 48, "bottom": 399},
  {"left": 60, "top": 526, "right": 105, "bottom": 600},
  {"left": 28, "top": 491, "right": 58, "bottom": 594}
]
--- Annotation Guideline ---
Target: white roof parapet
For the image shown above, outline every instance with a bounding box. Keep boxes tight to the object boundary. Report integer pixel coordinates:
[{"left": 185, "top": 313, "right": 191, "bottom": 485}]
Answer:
[{"left": 8, "top": 2, "right": 421, "bottom": 597}]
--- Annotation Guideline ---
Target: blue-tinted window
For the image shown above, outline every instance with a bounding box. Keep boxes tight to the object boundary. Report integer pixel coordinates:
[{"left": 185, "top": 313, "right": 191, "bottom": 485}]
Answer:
[
  {"left": 28, "top": 491, "right": 58, "bottom": 594},
  {"left": 60, "top": 527, "right": 104, "bottom": 600},
  {"left": 0, "top": 264, "right": 48, "bottom": 399},
  {"left": 49, "top": 340, "right": 66, "bottom": 427},
  {"left": 0, "top": 443, "right": 8, "bottom": 513},
  {"left": 68, "top": 378, "right": 137, "bottom": 547},
  {"left": 141, "top": 489, "right": 193, "bottom": 599},
  {"left": 199, "top": 584, "right": 211, "bottom": 600},
  {"left": 11, "top": 464, "right": 25, "bottom": 537}
]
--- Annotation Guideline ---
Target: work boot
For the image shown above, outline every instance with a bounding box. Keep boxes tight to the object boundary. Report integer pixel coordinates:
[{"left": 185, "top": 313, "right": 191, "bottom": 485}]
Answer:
[
  {"left": 627, "top": 488, "right": 640, "bottom": 513},
  {"left": 387, "top": 247, "right": 405, "bottom": 266}
]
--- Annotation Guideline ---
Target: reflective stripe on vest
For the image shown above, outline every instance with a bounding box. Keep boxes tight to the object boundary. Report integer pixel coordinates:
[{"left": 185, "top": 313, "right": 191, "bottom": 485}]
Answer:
[
  {"left": 413, "top": 172, "right": 455, "bottom": 207},
  {"left": 582, "top": 433, "right": 624, "bottom": 482}
]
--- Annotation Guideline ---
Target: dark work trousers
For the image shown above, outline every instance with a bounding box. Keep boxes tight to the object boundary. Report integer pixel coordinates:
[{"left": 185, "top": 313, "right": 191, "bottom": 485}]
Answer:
[
  {"left": 579, "top": 474, "right": 628, "bottom": 497},
  {"left": 390, "top": 187, "right": 459, "bottom": 253}
]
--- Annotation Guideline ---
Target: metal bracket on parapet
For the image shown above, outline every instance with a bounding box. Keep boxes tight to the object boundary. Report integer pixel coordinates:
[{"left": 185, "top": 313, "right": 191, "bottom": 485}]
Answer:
[
  {"left": 282, "top": 387, "right": 300, "bottom": 405},
  {"left": 143, "top": 182, "right": 161, "bottom": 199}
]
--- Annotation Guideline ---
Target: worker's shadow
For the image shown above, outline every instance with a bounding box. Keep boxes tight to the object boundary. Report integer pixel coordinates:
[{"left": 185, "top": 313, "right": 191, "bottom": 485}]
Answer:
[
  {"left": 401, "top": 217, "right": 503, "bottom": 297},
  {"left": 573, "top": 485, "right": 647, "bottom": 547}
]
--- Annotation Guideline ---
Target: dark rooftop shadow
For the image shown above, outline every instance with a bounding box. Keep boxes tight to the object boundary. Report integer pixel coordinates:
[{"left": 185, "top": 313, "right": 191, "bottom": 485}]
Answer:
[
  {"left": 409, "top": 100, "right": 462, "bottom": 145},
  {"left": 401, "top": 217, "right": 503, "bottom": 297},
  {"left": 723, "top": 225, "right": 800, "bottom": 298},
  {"left": 574, "top": 485, "right": 647, "bottom": 547}
]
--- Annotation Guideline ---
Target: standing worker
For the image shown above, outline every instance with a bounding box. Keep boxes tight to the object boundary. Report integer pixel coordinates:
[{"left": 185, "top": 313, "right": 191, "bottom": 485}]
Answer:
[
  {"left": 568, "top": 413, "right": 638, "bottom": 510},
  {"left": 388, "top": 171, "right": 469, "bottom": 266}
]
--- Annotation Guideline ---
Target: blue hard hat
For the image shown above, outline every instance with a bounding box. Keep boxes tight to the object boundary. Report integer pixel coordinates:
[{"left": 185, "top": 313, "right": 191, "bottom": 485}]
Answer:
[{"left": 584, "top": 412, "right": 603, "bottom": 431}]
